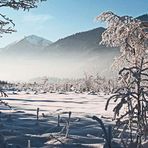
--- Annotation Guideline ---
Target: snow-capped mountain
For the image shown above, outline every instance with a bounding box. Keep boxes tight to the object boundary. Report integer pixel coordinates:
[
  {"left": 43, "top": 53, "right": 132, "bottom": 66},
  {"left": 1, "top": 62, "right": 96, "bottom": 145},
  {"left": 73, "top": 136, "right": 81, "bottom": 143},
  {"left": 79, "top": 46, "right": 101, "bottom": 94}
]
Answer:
[
  {"left": 24, "top": 35, "right": 52, "bottom": 47},
  {"left": 0, "top": 35, "right": 52, "bottom": 56}
]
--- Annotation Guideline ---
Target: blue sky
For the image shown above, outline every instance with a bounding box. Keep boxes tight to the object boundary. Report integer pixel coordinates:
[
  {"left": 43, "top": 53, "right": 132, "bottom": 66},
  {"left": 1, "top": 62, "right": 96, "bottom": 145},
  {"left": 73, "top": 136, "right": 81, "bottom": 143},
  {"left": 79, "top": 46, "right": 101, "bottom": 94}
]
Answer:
[{"left": 0, "top": 0, "right": 147, "bottom": 47}]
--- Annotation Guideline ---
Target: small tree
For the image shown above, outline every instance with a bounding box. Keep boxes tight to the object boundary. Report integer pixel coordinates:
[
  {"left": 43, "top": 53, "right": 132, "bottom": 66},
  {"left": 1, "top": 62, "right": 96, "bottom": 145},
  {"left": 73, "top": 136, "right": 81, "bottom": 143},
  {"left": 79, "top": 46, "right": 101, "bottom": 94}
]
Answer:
[{"left": 97, "top": 11, "right": 148, "bottom": 147}]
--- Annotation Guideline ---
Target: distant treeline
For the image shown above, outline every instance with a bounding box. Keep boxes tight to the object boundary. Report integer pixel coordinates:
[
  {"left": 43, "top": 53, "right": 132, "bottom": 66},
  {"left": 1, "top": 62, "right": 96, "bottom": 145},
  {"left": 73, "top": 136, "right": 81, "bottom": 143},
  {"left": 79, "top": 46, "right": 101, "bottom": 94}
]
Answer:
[{"left": 0, "top": 80, "right": 9, "bottom": 85}]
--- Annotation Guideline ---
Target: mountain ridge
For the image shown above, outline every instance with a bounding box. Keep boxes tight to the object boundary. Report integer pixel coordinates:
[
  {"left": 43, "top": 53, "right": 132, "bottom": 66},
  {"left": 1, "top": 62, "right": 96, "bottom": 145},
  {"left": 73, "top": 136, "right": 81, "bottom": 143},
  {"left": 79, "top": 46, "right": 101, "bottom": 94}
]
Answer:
[
  {"left": 0, "top": 35, "right": 52, "bottom": 56},
  {"left": 0, "top": 14, "right": 147, "bottom": 57}
]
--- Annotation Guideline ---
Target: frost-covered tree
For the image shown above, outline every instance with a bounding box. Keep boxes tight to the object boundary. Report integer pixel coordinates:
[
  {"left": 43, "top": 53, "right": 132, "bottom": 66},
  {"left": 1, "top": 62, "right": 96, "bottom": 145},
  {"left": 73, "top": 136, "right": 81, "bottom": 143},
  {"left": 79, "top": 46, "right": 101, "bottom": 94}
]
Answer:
[
  {"left": 0, "top": 0, "right": 45, "bottom": 37},
  {"left": 97, "top": 11, "right": 148, "bottom": 148},
  {"left": 97, "top": 11, "right": 148, "bottom": 68}
]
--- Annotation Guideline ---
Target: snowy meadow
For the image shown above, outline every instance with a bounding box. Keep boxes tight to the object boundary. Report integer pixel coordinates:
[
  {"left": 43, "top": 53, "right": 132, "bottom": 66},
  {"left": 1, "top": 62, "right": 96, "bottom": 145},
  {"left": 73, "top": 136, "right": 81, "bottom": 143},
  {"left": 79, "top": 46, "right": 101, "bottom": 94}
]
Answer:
[{"left": 0, "top": 91, "right": 116, "bottom": 147}]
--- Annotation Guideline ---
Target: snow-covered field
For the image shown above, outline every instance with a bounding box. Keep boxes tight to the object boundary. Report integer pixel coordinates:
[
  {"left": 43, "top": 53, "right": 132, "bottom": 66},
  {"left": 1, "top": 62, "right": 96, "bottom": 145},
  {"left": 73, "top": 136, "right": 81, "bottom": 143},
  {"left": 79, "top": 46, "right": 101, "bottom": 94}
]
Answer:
[
  {"left": 3, "top": 92, "right": 115, "bottom": 117},
  {"left": 0, "top": 92, "right": 117, "bottom": 148}
]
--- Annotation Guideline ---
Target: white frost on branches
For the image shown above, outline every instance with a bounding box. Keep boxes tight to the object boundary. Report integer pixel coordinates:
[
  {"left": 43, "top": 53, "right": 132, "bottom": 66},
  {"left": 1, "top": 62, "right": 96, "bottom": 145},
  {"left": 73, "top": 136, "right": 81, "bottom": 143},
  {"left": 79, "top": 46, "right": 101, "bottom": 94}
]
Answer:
[
  {"left": 0, "top": 0, "right": 45, "bottom": 10},
  {"left": 0, "top": 0, "right": 45, "bottom": 37},
  {"left": 97, "top": 11, "right": 148, "bottom": 66}
]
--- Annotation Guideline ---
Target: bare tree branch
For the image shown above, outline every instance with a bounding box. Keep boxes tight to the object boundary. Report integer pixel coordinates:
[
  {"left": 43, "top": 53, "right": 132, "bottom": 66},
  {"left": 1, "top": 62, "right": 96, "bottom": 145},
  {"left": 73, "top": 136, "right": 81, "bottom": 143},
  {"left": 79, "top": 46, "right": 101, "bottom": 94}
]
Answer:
[{"left": 0, "top": 0, "right": 46, "bottom": 37}]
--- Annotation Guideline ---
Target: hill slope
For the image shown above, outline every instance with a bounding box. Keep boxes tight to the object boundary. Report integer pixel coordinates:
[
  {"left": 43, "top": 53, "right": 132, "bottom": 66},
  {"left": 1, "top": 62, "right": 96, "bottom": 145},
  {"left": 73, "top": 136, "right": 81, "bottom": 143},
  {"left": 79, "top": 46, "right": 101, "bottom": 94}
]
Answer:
[{"left": 44, "top": 27, "right": 118, "bottom": 58}]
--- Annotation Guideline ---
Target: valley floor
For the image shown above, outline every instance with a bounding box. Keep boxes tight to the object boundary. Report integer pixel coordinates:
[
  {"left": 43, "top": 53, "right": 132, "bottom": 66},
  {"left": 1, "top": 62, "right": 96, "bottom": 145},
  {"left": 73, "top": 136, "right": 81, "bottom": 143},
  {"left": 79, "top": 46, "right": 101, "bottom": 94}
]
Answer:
[{"left": 0, "top": 92, "right": 117, "bottom": 147}]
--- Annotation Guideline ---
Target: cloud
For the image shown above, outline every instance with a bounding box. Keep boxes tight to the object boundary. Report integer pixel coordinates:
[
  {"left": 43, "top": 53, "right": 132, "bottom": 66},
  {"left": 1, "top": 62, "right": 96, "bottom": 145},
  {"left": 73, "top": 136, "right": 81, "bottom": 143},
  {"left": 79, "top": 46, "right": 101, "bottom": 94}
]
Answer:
[{"left": 22, "top": 13, "right": 53, "bottom": 24}]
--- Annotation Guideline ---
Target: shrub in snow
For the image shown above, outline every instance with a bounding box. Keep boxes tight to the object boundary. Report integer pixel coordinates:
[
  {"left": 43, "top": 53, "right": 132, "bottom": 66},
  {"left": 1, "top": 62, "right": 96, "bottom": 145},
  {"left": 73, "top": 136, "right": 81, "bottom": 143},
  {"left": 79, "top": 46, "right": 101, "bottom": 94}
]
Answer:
[
  {"left": 105, "top": 58, "right": 148, "bottom": 147},
  {"left": 36, "top": 107, "right": 40, "bottom": 122},
  {"left": 58, "top": 111, "right": 72, "bottom": 138}
]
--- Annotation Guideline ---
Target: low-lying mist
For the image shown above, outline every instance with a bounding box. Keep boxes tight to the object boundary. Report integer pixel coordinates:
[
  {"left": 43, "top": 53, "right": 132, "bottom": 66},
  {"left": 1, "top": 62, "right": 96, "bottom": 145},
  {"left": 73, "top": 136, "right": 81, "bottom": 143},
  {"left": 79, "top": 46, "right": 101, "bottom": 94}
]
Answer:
[{"left": 0, "top": 50, "right": 116, "bottom": 82}]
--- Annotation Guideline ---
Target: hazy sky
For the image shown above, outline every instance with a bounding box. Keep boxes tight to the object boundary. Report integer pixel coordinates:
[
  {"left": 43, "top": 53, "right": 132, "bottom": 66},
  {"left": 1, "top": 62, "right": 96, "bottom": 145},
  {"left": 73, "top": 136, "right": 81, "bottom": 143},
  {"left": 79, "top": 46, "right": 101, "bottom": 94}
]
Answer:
[{"left": 0, "top": 0, "right": 147, "bottom": 47}]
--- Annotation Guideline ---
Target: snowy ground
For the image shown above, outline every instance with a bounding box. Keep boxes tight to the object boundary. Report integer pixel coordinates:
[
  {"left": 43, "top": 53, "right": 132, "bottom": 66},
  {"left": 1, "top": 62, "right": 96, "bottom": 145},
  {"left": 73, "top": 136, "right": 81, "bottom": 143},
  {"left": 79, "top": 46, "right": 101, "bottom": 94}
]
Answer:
[
  {"left": 3, "top": 92, "right": 115, "bottom": 117},
  {"left": 0, "top": 92, "right": 118, "bottom": 148}
]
